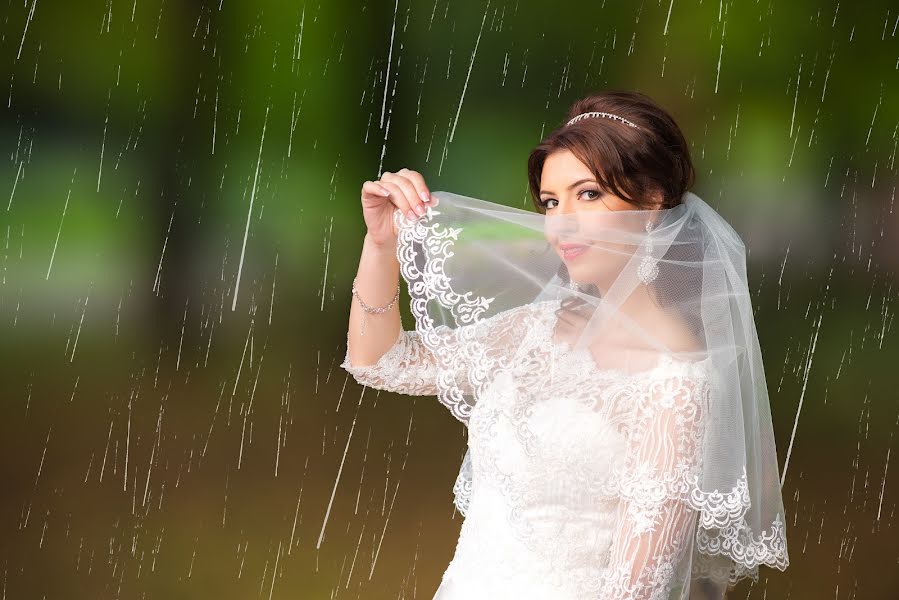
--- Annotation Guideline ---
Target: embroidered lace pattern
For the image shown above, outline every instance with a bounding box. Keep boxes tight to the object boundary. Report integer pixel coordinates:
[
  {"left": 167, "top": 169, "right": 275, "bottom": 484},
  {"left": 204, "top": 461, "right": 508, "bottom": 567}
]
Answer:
[{"left": 340, "top": 207, "right": 789, "bottom": 598}]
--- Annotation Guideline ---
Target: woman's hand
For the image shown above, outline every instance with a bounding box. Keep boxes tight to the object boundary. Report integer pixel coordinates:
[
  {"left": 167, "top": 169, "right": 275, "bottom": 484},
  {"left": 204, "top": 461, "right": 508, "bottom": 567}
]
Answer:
[{"left": 361, "top": 168, "right": 434, "bottom": 247}]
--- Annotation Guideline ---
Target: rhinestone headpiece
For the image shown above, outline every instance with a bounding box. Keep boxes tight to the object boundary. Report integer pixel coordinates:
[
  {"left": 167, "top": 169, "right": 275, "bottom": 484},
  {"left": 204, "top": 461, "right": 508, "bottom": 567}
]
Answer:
[{"left": 565, "top": 111, "right": 640, "bottom": 129}]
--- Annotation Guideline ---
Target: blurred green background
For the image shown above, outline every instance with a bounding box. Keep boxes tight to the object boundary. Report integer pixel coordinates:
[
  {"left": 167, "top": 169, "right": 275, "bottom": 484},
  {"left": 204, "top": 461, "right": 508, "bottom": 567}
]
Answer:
[{"left": 0, "top": 0, "right": 897, "bottom": 598}]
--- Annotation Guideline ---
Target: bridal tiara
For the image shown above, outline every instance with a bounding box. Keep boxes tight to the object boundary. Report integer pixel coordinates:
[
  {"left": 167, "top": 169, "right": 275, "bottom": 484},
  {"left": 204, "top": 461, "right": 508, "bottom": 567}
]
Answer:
[{"left": 565, "top": 111, "right": 641, "bottom": 129}]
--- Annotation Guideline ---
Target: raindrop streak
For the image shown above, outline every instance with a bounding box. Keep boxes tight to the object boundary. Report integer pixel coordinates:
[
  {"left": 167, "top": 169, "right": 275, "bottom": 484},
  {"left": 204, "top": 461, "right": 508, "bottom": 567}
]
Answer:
[
  {"left": 16, "top": 0, "right": 38, "bottom": 61},
  {"left": 7, "top": 160, "right": 23, "bottom": 210},
  {"left": 318, "top": 393, "right": 364, "bottom": 551},
  {"left": 46, "top": 170, "right": 76, "bottom": 280},
  {"left": 448, "top": 0, "right": 490, "bottom": 145},
  {"left": 233, "top": 104, "right": 270, "bottom": 312}
]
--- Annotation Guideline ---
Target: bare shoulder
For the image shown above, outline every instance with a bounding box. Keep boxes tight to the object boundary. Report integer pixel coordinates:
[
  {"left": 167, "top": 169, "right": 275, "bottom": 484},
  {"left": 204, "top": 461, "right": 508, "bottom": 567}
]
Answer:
[{"left": 653, "top": 312, "right": 705, "bottom": 354}]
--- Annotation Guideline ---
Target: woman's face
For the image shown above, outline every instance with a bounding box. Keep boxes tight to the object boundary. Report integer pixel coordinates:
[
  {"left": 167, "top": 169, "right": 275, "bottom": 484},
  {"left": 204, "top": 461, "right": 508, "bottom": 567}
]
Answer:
[{"left": 539, "top": 149, "right": 648, "bottom": 289}]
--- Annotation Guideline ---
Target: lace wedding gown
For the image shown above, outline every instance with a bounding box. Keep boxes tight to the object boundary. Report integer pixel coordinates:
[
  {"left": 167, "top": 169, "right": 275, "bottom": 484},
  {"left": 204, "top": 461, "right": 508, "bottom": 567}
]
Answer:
[{"left": 342, "top": 298, "right": 721, "bottom": 599}]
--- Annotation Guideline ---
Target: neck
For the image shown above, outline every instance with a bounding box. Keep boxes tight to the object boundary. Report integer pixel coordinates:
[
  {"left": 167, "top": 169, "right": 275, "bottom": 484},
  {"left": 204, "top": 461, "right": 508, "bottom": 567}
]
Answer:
[{"left": 577, "top": 282, "right": 666, "bottom": 350}]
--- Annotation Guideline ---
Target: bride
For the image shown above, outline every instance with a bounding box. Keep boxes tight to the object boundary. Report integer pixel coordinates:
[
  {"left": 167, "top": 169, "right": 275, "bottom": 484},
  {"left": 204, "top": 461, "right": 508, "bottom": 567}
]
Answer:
[{"left": 342, "top": 90, "right": 789, "bottom": 599}]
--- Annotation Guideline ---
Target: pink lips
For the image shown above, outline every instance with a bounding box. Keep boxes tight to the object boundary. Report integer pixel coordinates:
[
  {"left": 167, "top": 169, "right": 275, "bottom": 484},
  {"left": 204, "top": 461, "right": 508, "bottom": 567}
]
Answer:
[{"left": 559, "top": 242, "right": 589, "bottom": 260}]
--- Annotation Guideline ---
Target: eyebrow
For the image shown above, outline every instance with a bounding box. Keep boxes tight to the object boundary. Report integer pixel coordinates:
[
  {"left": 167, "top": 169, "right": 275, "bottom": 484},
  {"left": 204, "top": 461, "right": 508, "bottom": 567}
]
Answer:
[{"left": 539, "top": 178, "right": 597, "bottom": 195}]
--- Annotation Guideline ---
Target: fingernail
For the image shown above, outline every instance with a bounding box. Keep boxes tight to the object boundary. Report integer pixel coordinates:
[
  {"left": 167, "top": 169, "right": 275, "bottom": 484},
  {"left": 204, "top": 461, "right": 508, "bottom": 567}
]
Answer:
[
  {"left": 420, "top": 191, "right": 430, "bottom": 203},
  {"left": 379, "top": 186, "right": 390, "bottom": 197},
  {"left": 407, "top": 209, "right": 417, "bottom": 221},
  {"left": 415, "top": 204, "right": 426, "bottom": 216}
]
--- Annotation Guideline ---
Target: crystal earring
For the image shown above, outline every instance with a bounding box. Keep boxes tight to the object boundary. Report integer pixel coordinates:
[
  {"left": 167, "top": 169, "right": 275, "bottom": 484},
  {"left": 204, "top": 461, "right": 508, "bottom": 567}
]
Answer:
[{"left": 637, "top": 220, "right": 659, "bottom": 285}]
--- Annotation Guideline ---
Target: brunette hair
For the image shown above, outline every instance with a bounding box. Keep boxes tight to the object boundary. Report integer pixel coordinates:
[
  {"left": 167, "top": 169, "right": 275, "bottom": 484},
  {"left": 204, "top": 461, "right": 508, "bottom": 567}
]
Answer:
[
  {"left": 528, "top": 90, "right": 698, "bottom": 326},
  {"left": 527, "top": 90, "right": 695, "bottom": 212}
]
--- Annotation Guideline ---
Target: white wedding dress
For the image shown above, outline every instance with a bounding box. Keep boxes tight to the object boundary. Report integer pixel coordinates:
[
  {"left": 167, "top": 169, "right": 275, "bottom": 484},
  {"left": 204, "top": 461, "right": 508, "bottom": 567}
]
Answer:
[{"left": 342, "top": 298, "right": 717, "bottom": 599}]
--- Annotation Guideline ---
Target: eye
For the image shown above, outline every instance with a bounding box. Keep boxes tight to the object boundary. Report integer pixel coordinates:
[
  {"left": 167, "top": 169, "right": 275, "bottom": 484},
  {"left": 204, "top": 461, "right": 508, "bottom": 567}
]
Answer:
[
  {"left": 541, "top": 198, "right": 559, "bottom": 210},
  {"left": 539, "top": 190, "right": 601, "bottom": 210}
]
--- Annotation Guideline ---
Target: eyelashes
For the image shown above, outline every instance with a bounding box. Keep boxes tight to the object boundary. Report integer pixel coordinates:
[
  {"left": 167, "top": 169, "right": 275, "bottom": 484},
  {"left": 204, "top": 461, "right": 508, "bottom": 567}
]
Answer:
[
  {"left": 538, "top": 198, "right": 557, "bottom": 210},
  {"left": 539, "top": 189, "right": 603, "bottom": 210}
]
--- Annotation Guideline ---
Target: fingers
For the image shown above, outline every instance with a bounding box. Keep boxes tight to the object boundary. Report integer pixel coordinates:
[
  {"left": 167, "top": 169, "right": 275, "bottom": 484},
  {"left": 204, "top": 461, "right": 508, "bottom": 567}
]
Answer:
[
  {"left": 361, "top": 180, "right": 390, "bottom": 200},
  {"left": 379, "top": 169, "right": 431, "bottom": 221},
  {"left": 396, "top": 168, "right": 432, "bottom": 204},
  {"left": 376, "top": 179, "right": 416, "bottom": 221}
]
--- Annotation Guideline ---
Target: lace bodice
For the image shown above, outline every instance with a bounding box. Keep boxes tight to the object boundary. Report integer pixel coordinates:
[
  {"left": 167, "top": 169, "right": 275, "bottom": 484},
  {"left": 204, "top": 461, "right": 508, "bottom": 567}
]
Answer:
[{"left": 341, "top": 299, "right": 783, "bottom": 599}]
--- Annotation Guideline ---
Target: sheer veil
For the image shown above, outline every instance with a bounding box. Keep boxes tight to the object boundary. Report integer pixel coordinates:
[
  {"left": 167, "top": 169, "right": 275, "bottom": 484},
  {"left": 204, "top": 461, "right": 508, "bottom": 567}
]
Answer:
[{"left": 391, "top": 189, "right": 789, "bottom": 594}]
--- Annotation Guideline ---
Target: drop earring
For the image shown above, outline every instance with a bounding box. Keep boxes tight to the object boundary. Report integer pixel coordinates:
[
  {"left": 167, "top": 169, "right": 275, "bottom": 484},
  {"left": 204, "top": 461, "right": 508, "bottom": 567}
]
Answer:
[{"left": 637, "top": 220, "right": 659, "bottom": 285}]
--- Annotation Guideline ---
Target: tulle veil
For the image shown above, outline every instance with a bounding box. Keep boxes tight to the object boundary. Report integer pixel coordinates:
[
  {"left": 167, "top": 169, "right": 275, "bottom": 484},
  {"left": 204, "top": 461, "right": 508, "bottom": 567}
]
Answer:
[{"left": 391, "top": 188, "right": 789, "bottom": 594}]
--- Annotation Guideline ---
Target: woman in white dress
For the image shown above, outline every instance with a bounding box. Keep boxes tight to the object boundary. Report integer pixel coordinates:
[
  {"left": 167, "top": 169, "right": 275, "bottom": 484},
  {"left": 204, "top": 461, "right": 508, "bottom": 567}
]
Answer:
[{"left": 342, "top": 90, "right": 789, "bottom": 599}]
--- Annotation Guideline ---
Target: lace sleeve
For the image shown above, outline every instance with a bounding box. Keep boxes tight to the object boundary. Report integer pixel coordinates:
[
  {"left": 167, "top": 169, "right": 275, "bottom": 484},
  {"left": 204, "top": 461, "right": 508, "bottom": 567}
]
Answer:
[
  {"left": 600, "top": 367, "right": 712, "bottom": 599},
  {"left": 340, "top": 328, "right": 439, "bottom": 396},
  {"left": 340, "top": 303, "right": 535, "bottom": 417}
]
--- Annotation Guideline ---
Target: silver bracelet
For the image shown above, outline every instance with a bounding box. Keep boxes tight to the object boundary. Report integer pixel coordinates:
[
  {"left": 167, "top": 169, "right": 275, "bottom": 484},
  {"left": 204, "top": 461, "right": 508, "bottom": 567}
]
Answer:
[{"left": 352, "top": 276, "right": 400, "bottom": 336}]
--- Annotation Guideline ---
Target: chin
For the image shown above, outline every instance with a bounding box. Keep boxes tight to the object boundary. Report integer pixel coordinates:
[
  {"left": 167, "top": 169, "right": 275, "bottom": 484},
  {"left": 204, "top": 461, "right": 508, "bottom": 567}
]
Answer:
[
  {"left": 565, "top": 267, "right": 593, "bottom": 285},
  {"left": 567, "top": 263, "right": 612, "bottom": 288}
]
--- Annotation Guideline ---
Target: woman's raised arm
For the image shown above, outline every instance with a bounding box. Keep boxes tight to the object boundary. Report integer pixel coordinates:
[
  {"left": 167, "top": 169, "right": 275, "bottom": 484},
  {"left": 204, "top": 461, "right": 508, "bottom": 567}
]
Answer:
[{"left": 343, "top": 170, "right": 435, "bottom": 393}]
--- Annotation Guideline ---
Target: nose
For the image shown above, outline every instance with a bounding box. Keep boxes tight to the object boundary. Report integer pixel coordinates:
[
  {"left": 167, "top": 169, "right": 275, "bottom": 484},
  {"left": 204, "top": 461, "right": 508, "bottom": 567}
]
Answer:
[
  {"left": 553, "top": 213, "right": 579, "bottom": 239},
  {"left": 544, "top": 213, "right": 579, "bottom": 243},
  {"left": 556, "top": 198, "right": 581, "bottom": 231},
  {"left": 543, "top": 197, "right": 581, "bottom": 240}
]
